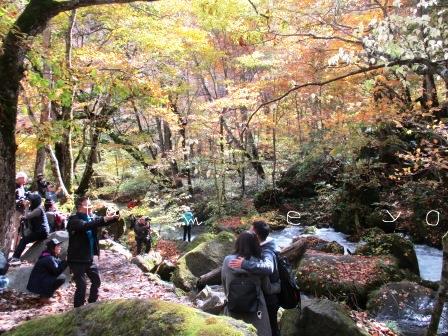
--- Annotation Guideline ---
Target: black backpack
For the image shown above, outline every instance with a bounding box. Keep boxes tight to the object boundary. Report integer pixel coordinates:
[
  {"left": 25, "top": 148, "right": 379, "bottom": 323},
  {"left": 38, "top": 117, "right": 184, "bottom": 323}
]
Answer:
[
  {"left": 227, "top": 273, "right": 261, "bottom": 314},
  {"left": 276, "top": 252, "right": 301, "bottom": 309}
]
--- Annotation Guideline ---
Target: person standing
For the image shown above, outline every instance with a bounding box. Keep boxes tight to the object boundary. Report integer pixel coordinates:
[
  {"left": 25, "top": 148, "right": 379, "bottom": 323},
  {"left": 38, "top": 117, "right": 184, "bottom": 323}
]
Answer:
[
  {"left": 12, "top": 172, "right": 29, "bottom": 251},
  {"left": 134, "top": 216, "right": 151, "bottom": 254},
  {"left": 10, "top": 193, "right": 49, "bottom": 263},
  {"left": 222, "top": 231, "right": 278, "bottom": 336},
  {"left": 229, "top": 221, "right": 281, "bottom": 336},
  {"left": 36, "top": 174, "right": 50, "bottom": 198},
  {"left": 27, "top": 238, "right": 67, "bottom": 304},
  {"left": 67, "top": 196, "right": 119, "bottom": 308},
  {"left": 181, "top": 206, "right": 194, "bottom": 242}
]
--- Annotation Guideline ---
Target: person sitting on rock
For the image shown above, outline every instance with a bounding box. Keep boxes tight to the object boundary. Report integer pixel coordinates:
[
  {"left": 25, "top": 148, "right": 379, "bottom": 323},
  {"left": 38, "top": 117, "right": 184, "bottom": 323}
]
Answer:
[
  {"left": 27, "top": 238, "right": 67, "bottom": 304},
  {"left": 10, "top": 193, "right": 50, "bottom": 264},
  {"left": 44, "top": 199, "right": 66, "bottom": 232},
  {"left": 134, "top": 216, "right": 151, "bottom": 255}
]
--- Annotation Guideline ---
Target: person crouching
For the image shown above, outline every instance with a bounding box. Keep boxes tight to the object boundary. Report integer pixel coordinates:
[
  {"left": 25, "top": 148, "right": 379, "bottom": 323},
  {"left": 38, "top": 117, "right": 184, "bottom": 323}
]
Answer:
[{"left": 27, "top": 238, "right": 67, "bottom": 304}]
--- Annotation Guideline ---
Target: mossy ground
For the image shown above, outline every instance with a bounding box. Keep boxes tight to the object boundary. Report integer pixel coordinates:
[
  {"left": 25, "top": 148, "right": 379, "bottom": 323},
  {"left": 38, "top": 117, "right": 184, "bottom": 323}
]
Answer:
[{"left": 5, "top": 299, "right": 257, "bottom": 336}]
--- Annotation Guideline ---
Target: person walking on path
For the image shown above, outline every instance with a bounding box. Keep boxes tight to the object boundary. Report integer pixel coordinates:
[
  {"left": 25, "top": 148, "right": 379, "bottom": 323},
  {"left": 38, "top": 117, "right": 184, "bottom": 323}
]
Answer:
[
  {"left": 27, "top": 238, "right": 67, "bottom": 304},
  {"left": 67, "top": 196, "right": 119, "bottom": 308}
]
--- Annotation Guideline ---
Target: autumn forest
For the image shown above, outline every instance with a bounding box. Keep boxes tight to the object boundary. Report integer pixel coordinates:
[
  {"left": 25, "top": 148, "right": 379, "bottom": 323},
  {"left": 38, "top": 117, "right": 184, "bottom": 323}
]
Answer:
[{"left": 0, "top": 0, "right": 448, "bottom": 335}]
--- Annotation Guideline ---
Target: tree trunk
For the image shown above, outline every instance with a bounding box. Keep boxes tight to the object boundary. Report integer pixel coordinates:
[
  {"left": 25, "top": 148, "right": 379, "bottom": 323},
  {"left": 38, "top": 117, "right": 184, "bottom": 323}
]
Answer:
[
  {"left": 45, "top": 145, "right": 69, "bottom": 200},
  {"left": 426, "top": 232, "right": 448, "bottom": 336},
  {"left": 75, "top": 126, "right": 101, "bottom": 196},
  {"left": 32, "top": 26, "right": 52, "bottom": 189},
  {"left": 0, "top": 0, "right": 156, "bottom": 252}
]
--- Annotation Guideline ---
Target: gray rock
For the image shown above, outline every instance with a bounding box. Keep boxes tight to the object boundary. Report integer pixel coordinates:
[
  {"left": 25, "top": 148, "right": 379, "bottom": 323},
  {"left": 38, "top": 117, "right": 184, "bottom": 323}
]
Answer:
[
  {"left": 296, "top": 298, "right": 369, "bottom": 336},
  {"left": 99, "top": 239, "right": 132, "bottom": 259},
  {"left": 195, "top": 285, "right": 226, "bottom": 315},
  {"left": 130, "top": 251, "right": 163, "bottom": 273},
  {"left": 367, "top": 281, "right": 448, "bottom": 336}
]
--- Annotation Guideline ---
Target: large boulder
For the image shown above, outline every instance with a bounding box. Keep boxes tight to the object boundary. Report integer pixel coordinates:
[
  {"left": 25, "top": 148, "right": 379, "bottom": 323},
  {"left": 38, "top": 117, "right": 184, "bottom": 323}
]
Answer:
[
  {"left": 367, "top": 281, "right": 448, "bottom": 336},
  {"left": 296, "top": 251, "right": 406, "bottom": 307},
  {"left": 21, "top": 231, "right": 69, "bottom": 263},
  {"left": 355, "top": 233, "right": 420, "bottom": 276},
  {"left": 277, "top": 154, "right": 343, "bottom": 199},
  {"left": 94, "top": 205, "right": 125, "bottom": 240},
  {"left": 293, "top": 298, "right": 369, "bottom": 336},
  {"left": 172, "top": 231, "right": 235, "bottom": 291},
  {"left": 131, "top": 251, "right": 163, "bottom": 273},
  {"left": 4, "top": 299, "right": 257, "bottom": 336},
  {"left": 298, "top": 236, "right": 344, "bottom": 255},
  {"left": 99, "top": 239, "right": 132, "bottom": 259},
  {"left": 195, "top": 285, "right": 226, "bottom": 315},
  {"left": 279, "top": 306, "right": 302, "bottom": 336}
]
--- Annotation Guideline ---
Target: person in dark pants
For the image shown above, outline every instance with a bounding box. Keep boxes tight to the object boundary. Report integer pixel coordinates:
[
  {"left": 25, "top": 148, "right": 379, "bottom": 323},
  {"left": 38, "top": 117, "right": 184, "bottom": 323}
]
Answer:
[
  {"left": 134, "top": 216, "right": 151, "bottom": 255},
  {"left": 67, "top": 196, "right": 119, "bottom": 308},
  {"left": 181, "top": 206, "right": 194, "bottom": 242},
  {"left": 229, "top": 221, "right": 281, "bottom": 336},
  {"left": 27, "top": 238, "right": 67, "bottom": 304},
  {"left": 10, "top": 193, "right": 49, "bottom": 263}
]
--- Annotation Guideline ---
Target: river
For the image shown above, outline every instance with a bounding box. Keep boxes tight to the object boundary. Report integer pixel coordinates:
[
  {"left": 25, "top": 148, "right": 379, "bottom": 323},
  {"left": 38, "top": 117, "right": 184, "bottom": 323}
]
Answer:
[{"left": 271, "top": 226, "right": 443, "bottom": 281}]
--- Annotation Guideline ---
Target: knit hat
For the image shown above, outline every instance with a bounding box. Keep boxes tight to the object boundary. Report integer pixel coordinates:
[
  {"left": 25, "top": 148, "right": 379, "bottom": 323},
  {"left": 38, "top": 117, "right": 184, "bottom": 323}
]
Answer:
[{"left": 16, "top": 172, "right": 28, "bottom": 180}]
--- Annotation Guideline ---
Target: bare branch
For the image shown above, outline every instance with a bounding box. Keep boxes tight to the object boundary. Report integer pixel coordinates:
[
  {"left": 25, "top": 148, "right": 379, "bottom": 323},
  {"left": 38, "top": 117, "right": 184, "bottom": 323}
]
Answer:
[
  {"left": 244, "top": 58, "right": 448, "bottom": 131},
  {"left": 55, "top": 0, "right": 158, "bottom": 12}
]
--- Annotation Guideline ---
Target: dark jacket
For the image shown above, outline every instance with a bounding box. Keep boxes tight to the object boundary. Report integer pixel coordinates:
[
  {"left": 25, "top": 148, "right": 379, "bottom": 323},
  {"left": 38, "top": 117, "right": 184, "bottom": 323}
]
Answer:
[
  {"left": 67, "top": 212, "right": 113, "bottom": 264},
  {"left": 24, "top": 194, "right": 50, "bottom": 236},
  {"left": 241, "top": 237, "right": 280, "bottom": 304},
  {"left": 134, "top": 222, "right": 150, "bottom": 241},
  {"left": 27, "top": 250, "right": 67, "bottom": 297}
]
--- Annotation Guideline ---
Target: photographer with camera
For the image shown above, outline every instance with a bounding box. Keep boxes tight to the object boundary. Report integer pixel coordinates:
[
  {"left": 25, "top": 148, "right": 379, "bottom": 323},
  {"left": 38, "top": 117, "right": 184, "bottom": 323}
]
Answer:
[
  {"left": 134, "top": 216, "right": 152, "bottom": 255},
  {"left": 10, "top": 193, "right": 50, "bottom": 263},
  {"left": 67, "top": 196, "right": 119, "bottom": 308},
  {"left": 11, "top": 172, "right": 30, "bottom": 251}
]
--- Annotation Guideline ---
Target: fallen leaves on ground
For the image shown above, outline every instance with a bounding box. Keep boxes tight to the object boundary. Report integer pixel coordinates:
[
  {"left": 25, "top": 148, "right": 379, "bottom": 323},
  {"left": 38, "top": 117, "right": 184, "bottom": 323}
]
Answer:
[
  {"left": 350, "top": 311, "right": 398, "bottom": 336},
  {"left": 0, "top": 249, "right": 191, "bottom": 333}
]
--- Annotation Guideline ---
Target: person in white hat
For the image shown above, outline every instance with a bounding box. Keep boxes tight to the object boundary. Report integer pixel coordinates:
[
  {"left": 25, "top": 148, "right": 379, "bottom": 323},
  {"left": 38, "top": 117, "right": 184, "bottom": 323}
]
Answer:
[{"left": 10, "top": 172, "right": 29, "bottom": 253}]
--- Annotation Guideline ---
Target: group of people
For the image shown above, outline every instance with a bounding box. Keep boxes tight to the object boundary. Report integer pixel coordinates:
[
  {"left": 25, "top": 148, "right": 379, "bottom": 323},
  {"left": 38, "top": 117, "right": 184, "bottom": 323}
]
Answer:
[
  {"left": 10, "top": 171, "right": 284, "bottom": 334},
  {"left": 10, "top": 172, "right": 66, "bottom": 263},
  {"left": 10, "top": 172, "right": 121, "bottom": 308},
  {"left": 222, "top": 221, "right": 281, "bottom": 336},
  {"left": 26, "top": 196, "right": 120, "bottom": 307}
]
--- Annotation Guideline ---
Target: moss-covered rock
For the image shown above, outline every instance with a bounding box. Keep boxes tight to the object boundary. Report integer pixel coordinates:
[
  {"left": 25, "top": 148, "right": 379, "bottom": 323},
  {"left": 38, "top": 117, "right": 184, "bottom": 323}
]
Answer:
[
  {"left": 296, "top": 298, "right": 369, "bottom": 336},
  {"left": 297, "top": 236, "right": 344, "bottom": 255},
  {"left": 253, "top": 188, "right": 283, "bottom": 212},
  {"left": 355, "top": 233, "right": 419, "bottom": 276},
  {"left": 279, "top": 307, "right": 301, "bottom": 336},
  {"left": 278, "top": 154, "right": 343, "bottom": 199},
  {"left": 296, "top": 251, "right": 406, "bottom": 307},
  {"left": 184, "top": 232, "right": 216, "bottom": 253},
  {"left": 131, "top": 251, "right": 163, "bottom": 273},
  {"left": 172, "top": 231, "right": 235, "bottom": 291},
  {"left": 5, "top": 299, "right": 256, "bottom": 336}
]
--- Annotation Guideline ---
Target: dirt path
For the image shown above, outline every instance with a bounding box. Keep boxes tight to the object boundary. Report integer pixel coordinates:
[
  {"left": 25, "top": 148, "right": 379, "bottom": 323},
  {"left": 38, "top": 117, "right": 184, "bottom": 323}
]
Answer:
[{"left": 0, "top": 249, "right": 190, "bottom": 333}]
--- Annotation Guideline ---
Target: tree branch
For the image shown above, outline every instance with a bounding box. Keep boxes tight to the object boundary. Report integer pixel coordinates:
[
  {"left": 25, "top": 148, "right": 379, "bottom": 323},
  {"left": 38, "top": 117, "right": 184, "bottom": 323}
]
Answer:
[
  {"left": 55, "top": 0, "right": 158, "bottom": 12},
  {"left": 244, "top": 58, "right": 448, "bottom": 131}
]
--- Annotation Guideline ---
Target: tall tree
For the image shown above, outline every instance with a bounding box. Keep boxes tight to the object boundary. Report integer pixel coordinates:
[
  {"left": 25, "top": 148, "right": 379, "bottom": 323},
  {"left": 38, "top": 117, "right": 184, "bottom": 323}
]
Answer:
[{"left": 0, "top": 0, "right": 155, "bottom": 254}]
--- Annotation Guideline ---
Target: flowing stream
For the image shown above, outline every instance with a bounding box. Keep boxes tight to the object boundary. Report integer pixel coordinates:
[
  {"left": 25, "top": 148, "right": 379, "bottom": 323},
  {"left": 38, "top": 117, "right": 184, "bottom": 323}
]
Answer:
[{"left": 271, "top": 226, "right": 443, "bottom": 281}]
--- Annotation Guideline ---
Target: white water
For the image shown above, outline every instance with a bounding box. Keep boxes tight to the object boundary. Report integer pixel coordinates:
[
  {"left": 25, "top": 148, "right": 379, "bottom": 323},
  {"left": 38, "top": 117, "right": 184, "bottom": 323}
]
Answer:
[{"left": 271, "top": 226, "right": 443, "bottom": 281}]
